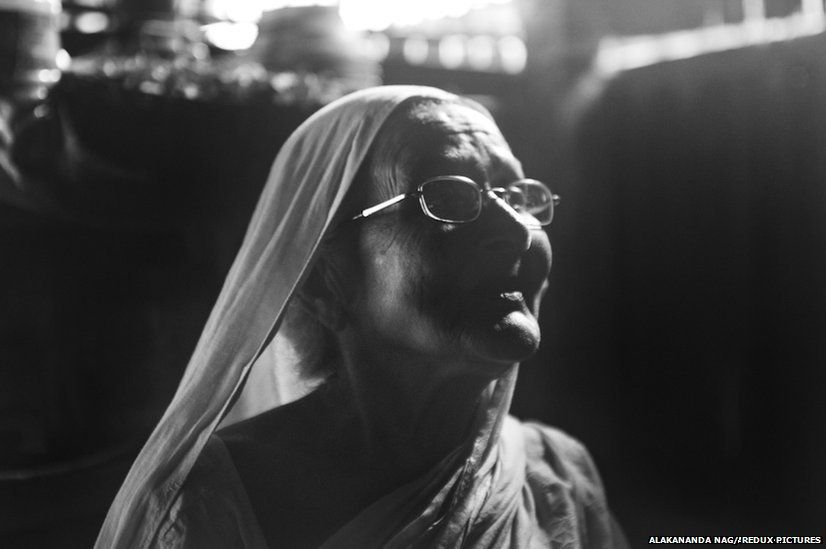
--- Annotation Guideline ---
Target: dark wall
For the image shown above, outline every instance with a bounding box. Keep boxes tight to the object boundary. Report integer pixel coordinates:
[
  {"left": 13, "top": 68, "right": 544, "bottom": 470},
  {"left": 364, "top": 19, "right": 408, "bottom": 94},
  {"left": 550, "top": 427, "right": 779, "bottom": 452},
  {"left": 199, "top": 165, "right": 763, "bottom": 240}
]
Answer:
[{"left": 0, "top": 77, "right": 314, "bottom": 546}]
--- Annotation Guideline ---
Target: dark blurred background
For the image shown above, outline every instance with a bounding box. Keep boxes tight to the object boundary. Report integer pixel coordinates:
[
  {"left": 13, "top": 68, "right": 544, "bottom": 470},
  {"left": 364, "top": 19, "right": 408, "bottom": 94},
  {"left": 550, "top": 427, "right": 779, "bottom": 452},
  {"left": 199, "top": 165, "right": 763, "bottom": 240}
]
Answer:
[{"left": 1, "top": 0, "right": 824, "bottom": 546}]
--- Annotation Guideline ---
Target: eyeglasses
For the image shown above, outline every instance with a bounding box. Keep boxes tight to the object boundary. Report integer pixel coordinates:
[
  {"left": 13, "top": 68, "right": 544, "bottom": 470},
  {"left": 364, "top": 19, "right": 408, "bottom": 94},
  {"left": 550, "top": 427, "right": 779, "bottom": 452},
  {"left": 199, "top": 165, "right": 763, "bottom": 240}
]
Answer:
[{"left": 350, "top": 175, "right": 560, "bottom": 227}]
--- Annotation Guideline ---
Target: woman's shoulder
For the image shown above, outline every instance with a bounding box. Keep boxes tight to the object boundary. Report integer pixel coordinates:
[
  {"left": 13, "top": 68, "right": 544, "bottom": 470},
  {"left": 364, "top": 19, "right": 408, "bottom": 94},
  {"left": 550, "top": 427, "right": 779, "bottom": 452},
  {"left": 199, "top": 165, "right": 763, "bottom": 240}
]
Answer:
[
  {"left": 508, "top": 418, "right": 628, "bottom": 548},
  {"left": 519, "top": 421, "right": 603, "bottom": 480},
  {"left": 509, "top": 418, "right": 609, "bottom": 507}
]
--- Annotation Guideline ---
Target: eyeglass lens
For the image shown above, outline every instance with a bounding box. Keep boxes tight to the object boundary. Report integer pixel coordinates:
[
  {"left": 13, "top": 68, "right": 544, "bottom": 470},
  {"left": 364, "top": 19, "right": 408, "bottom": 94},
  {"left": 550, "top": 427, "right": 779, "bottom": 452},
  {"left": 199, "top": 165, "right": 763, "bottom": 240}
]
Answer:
[
  {"left": 420, "top": 178, "right": 554, "bottom": 225},
  {"left": 420, "top": 178, "right": 482, "bottom": 222},
  {"left": 503, "top": 180, "right": 554, "bottom": 225}
]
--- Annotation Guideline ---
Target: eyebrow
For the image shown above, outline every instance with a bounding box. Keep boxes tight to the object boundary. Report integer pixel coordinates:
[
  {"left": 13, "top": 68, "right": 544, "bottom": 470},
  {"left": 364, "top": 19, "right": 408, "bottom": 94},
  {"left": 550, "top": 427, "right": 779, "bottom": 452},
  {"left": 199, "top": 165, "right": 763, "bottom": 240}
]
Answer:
[{"left": 439, "top": 151, "right": 521, "bottom": 184}]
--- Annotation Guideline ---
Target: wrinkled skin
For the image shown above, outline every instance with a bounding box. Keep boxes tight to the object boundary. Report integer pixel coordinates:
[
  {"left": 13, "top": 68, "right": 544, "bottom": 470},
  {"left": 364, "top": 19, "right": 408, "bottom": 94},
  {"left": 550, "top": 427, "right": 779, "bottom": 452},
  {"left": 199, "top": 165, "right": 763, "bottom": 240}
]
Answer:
[
  {"left": 214, "top": 100, "right": 556, "bottom": 547},
  {"left": 342, "top": 101, "right": 553, "bottom": 378}
]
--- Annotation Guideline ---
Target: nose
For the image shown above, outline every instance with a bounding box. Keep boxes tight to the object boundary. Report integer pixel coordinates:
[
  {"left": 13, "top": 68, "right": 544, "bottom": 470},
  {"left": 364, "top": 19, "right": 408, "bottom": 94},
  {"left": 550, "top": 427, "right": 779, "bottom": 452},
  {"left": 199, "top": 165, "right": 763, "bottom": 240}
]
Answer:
[{"left": 475, "top": 190, "right": 532, "bottom": 254}]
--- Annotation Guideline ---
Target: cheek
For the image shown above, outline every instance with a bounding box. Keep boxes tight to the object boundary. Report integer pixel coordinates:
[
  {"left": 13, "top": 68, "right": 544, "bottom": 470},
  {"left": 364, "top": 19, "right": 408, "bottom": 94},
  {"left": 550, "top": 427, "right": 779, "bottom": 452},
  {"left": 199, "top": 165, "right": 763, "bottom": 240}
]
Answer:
[
  {"left": 373, "top": 232, "right": 469, "bottom": 353},
  {"left": 359, "top": 227, "right": 433, "bottom": 330},
  {"left": 399, "top": 229, "right": 463, "bottom": 321}
]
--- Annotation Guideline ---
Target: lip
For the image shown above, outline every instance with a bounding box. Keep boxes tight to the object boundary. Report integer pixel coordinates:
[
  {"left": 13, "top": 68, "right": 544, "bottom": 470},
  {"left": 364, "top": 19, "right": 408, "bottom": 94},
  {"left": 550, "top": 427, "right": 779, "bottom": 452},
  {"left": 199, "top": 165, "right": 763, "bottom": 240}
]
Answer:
[
  {"left": 470, "top": 276, "right": 530, "bottom": 312},
  {"left": 468, "top": 289, "right": 528, "bottom": 319},
  {"left": 498, "top": 290, "right": 524, "bottom": 302}
]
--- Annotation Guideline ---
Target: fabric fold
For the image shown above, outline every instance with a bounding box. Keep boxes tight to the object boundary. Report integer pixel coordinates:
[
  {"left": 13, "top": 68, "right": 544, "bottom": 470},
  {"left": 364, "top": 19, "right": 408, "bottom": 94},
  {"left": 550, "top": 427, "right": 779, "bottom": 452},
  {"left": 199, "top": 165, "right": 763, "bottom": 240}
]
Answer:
[{"left": 97, "top": 86, "right": 459, "bottom": 548}]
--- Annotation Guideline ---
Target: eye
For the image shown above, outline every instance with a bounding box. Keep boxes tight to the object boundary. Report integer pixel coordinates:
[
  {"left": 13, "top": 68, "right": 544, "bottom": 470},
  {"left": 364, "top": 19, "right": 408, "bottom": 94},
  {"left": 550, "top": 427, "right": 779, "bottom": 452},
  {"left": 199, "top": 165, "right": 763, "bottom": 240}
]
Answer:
[
  {"left": 505, "top": 180, "right": 556, "bottom": 225},
  {"left": 420, "top": 177, "right": 482, "bottom": 223},
  {"left": 503, "top": 186, "right": 527, "bottom": 211}
]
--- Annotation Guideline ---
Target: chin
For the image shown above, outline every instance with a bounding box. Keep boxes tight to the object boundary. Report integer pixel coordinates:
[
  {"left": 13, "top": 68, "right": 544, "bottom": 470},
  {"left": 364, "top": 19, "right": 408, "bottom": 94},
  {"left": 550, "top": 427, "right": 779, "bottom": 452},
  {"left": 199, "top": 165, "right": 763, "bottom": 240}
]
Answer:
[{"left": 467, "top": 310, "right": 542, "bottom": 364}]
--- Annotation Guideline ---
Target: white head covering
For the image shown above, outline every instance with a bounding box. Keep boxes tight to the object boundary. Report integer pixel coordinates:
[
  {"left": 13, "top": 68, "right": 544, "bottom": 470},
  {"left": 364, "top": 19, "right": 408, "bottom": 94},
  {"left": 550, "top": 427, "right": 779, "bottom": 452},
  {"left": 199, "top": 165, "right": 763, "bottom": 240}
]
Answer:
[
  {"left": 96, "top": 85, "right": 467, "bottom": 548},
  {"left": 98, "top": 84, "right": 626, "bottom": 549}
]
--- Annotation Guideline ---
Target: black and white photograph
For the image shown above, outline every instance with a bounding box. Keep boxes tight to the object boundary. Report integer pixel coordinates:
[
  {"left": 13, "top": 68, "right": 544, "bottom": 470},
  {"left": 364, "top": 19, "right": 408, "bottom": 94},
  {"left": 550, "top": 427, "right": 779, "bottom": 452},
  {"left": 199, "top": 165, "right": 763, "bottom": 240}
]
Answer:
[{"left": 1, "top": 0, "right": 824, "bottom": 547}]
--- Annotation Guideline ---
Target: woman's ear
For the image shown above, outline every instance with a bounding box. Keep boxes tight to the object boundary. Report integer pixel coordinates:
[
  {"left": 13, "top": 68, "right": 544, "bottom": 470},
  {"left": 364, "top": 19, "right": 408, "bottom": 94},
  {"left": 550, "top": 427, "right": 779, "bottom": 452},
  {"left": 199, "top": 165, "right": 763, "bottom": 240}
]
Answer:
[{"left": 294, "top": 257, "right": 350, "bottom": 332}]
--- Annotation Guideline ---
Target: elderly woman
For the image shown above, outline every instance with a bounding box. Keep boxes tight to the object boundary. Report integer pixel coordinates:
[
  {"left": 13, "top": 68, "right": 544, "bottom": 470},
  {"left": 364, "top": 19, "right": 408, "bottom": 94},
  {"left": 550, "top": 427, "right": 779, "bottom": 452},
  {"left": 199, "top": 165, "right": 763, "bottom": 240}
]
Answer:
[{"left": 97, "top": 86, "right": 625, "bottom": 548}]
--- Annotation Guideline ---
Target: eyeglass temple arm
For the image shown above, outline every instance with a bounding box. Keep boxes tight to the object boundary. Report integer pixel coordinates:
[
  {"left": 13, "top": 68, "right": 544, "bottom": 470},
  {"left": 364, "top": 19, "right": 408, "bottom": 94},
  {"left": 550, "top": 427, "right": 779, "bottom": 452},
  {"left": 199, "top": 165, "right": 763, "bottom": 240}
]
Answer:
[{"left": 351, "top": 193, "right": 411, "bottom": 221}]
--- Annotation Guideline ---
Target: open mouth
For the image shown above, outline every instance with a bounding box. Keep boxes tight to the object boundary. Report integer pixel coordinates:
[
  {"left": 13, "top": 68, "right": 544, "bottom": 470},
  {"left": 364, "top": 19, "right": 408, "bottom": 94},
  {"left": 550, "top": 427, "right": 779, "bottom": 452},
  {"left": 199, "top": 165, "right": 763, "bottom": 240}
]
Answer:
[
  {"left": 476, "top": 275, "right": 526, "bottom": 297},
  {"left": 498, "top": 290, "right": 525, "bottom": 302},
  {"left": 471, "top": 278, "right": 530, "bottom": 312}
]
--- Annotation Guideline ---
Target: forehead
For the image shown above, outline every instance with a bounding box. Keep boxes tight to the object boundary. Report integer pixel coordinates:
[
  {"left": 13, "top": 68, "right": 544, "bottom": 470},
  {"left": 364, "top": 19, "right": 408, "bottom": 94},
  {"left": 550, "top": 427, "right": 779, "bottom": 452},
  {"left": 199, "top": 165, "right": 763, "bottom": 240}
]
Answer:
[
  {"left": 413, "top": 101, "right": 500, "bottom": 134},
  {"left": 401, "top": 103, "right": 521, "bottom": 184}
]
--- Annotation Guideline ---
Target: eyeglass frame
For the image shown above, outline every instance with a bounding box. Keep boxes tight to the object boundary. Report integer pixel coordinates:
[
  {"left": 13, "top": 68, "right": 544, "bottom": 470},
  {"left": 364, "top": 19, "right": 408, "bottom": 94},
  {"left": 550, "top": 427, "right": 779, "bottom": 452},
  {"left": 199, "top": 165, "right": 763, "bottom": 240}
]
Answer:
[{"left": 350, "top": 175, "right": 560, "bottom": 227}]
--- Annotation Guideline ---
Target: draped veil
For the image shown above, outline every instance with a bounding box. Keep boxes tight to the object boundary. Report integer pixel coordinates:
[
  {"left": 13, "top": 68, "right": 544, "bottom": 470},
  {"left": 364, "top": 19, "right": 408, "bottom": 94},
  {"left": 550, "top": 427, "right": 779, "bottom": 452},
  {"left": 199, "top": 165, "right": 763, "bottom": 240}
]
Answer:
[
  {"left": 97, "top": 86, "right": 489, "bottom": 547},
  {"left": 98, "top": 85, "right": 621, "bottom": 549}
]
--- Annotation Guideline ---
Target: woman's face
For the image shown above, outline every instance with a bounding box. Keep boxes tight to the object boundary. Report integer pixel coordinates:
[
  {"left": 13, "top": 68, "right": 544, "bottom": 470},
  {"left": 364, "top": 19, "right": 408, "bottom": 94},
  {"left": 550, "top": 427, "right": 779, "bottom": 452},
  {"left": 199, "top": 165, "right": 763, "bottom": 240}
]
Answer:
[{"left": 347, "top": 101, "right": 552, "bottom": 374}]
